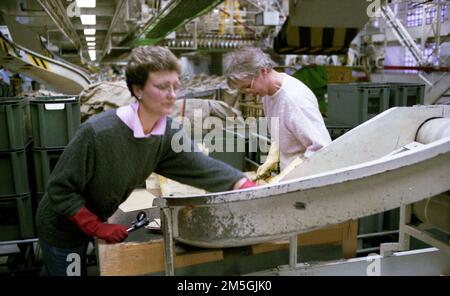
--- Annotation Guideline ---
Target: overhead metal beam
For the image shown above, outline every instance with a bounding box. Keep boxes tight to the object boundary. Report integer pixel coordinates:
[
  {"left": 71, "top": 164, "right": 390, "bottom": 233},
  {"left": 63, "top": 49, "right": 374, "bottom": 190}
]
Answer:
[
  {"left": 37, "top": 0, "right": 81, "bottom": 50},
  {"left": 3, "top": 12, "right": 48, "bottom": 17},
  {"left": 79, "top": 7, "right": 115, "bottom": 17},
  {"left": 133, "top": 0, "right": 224, "bottom": 46},
  {"left": 100, "top": 0, "right": 127, "bottom": 61},
  {"left": 74, "top": 23, "right": 111, "bottom": 31}
]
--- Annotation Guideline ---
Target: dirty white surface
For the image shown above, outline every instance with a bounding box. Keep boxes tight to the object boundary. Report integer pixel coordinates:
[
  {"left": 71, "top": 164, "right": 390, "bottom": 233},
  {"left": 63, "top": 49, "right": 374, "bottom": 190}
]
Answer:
[{"left": 158, "top": 105, "right": 450, "bottom": 248}]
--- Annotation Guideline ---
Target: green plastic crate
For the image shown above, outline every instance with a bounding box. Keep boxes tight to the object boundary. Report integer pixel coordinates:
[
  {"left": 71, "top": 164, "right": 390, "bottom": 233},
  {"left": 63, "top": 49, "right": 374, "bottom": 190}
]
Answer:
[
  {"left": 388, "top": 83, "right": 425, "bottom": 107},
  {"left": 358, "top": 213, "right": 384, "bottom": 234},
  {"left": 0, "top": 97, "right": 29, "bottom": 151},
  {"left": 383, "top": 208, "right": 400, "bottom": 231},
  {"left": 33, "top": 193, "right": 45, "bottom": 216},
  {"left": 0, "top": 146, "right": 30, "bottom": 197},
  {"left": 327, "top": 83, "right": 390, "bottom": 126},
  {"left": 30, "top": 96, "right": 80, "bottom": 148},
  {"left": 32, "top": 147, "right": 65, "bottom": 193},
  {"left": 0, "top": 194, "right": 35, "bottom": 241}
]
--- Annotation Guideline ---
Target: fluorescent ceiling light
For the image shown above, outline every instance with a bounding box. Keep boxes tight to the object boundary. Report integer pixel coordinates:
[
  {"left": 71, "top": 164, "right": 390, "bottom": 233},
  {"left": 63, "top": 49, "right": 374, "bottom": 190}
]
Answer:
[
  {"left": 85, "top": 37, "right": 96, "bottom": 42},
  {"left": 84, "top": 29, "right": 96, "bottom": 35},
  {"left": 88, "top": 50, "right": 96, "bottom": 61},
  {"left": 80, "top": 15, "right": 96, "bottom": 25},
  {"left": 76, "top": 0, "right": 96, "bottom": 8},
  {"left": 87, "top": 42, "right": 96, "bottom": 47}
]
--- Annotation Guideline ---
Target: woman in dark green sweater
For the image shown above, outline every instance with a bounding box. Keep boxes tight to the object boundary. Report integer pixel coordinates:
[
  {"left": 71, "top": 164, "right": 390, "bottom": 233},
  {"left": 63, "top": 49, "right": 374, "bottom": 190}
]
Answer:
[{"left": 36, "top": 46, "right": 256, "bottom": 276}]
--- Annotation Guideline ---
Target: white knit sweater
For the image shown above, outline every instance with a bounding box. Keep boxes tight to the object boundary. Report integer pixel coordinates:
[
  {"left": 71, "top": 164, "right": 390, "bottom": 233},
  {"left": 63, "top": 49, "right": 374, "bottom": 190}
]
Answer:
[{"left": 262, "top": 73, "right": 331, "bottom": 170}]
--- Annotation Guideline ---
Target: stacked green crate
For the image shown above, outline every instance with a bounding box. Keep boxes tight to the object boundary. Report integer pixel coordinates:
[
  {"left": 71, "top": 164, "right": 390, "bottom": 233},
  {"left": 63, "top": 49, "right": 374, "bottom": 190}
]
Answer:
[
  {"left": 327, "top": 83, "right": 390, "bottom": 126},
  {"left": 29, "top": 96, "right": 80, "bottom": 204},
  {"left": 0, "top": 97, "right": 28, "bottom": 151},
  {"left": 0, "top": 194, "right": 35, "bottom": 241},
  {"left": 388, "top": 83, "right": 425, "bottom": 108},
  {"left": 32, "top": 148, "right": 66, "bottom": 194},
  {"left": 30, "top": 96, "right": 80, "bottom": 148},
  {"left": 0, "top": 97, "right": 34, "bottom": 240},
  {"left": 0, "top": 148, "right": 30, "bottom": 196}
]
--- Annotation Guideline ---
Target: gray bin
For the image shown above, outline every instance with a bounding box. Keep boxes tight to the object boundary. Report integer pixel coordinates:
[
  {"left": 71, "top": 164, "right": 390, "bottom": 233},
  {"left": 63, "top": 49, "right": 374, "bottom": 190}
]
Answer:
[
  {"left": 388, "top": 83, "right": 425, "bottom": 107},
  {"left": 327, "top": 83, "right": 390, "bottom": 126}
]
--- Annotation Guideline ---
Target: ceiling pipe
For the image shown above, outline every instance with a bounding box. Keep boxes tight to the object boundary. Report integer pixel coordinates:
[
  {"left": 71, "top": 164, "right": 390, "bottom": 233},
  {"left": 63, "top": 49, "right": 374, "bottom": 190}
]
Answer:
[{"left": 383, "top": 65, "right": 450, "bottom": 73}]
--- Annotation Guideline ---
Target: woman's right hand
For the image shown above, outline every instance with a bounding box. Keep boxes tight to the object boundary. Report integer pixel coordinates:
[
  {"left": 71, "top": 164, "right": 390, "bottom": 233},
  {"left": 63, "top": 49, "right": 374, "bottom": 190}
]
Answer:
[{"left": 69, "top": 207, "right": 128, "bottom": 243}]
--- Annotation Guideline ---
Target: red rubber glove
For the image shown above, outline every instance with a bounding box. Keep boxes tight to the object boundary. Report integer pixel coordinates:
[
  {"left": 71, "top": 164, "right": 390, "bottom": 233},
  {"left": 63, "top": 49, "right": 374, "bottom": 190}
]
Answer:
[
  {"left": 68, "top": 207, "right": 128, "bottom": 243},
  {"left": 238, "top": 179, "right": 257, "bottom": 189}
]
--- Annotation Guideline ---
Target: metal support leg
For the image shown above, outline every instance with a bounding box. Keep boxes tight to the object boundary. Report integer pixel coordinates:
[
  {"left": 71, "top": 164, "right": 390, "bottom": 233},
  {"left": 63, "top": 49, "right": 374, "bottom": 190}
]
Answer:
[
  {"left": 381, "top": 204, "right": 412, "bottom": 256},
  {"left": 289, "top": 235, "right": 298, "bottom": 268},
  {"left": 161, "top": 207, "right": 175, "bottom": 276},
  {"left": 398, "top": 204, "right": 412, "bottom": 251}
]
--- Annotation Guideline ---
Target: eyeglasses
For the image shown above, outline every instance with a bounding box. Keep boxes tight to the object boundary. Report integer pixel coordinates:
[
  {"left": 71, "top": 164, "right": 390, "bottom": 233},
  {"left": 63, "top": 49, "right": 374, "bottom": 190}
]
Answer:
[
  {"left": 249, "top": 78, "right": 254, "bottom": 90},
  {"left": 237, "top": 78, "right": 255, "bottom": 93},
  {"left": 152, "top": 83, "right": 181, "bottom": 94}
]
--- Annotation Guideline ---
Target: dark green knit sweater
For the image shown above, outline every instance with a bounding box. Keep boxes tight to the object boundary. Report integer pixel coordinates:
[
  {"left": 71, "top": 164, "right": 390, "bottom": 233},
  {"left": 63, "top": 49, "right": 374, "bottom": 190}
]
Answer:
[{"left": 36, "top": 110, "right": 245, "bottom": 248}]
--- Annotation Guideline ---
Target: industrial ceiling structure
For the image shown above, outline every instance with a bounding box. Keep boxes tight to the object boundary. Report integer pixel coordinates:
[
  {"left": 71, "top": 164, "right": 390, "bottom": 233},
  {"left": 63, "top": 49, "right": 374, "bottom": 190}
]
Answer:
[{"left": 0, "top": 0, "right": 286, "bottom": 67}]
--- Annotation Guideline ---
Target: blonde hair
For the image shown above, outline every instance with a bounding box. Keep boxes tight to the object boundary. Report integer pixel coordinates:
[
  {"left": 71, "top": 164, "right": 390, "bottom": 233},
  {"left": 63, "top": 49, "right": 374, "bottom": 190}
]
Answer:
[
  {"left": 126, "top": 46, "right": 181, "bottom": 98},
  {"left": 223, "top": 47, "right": 277, "bottom": 88}
]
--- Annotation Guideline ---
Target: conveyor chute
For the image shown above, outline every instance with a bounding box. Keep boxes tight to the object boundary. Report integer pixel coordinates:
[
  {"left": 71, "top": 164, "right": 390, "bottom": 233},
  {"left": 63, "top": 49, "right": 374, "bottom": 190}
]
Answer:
[
  {"left": 156, "top": 105, "right": 450, "bottom": 249},
  {"left": 0, "top": 33, "right": 90, "bottom": 95}
]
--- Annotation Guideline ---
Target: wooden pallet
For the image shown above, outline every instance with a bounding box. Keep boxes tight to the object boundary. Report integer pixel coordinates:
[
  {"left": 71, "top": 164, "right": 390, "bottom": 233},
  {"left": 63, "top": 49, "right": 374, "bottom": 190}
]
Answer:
[
  {"left": 251, "top": 220, "right": 358, "bottom": 258},
  {"left": 97, "top": 238, "right": 223, "bottom": 276}
]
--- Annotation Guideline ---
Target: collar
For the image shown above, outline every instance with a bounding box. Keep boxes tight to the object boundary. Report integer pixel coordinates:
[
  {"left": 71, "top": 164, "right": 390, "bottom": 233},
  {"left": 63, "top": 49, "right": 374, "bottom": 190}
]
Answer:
[{"left": 116, "top": 101, "right": 166, "bottom": 138}]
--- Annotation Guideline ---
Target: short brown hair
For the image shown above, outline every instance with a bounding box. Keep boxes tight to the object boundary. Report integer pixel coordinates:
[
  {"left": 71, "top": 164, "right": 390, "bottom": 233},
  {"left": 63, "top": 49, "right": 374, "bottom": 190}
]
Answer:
[{"left": 126, "top": 46, "right": 181, "bottom": 97}]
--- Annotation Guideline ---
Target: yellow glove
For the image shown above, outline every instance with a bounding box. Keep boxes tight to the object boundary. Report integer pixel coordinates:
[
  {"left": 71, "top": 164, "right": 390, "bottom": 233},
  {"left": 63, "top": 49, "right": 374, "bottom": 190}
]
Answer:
[
  {"left": 256, "top": 141, "right": 279, "bottom": 180},
  {"left": 268, "top": 157, "right": 303, "bottom": 184}
]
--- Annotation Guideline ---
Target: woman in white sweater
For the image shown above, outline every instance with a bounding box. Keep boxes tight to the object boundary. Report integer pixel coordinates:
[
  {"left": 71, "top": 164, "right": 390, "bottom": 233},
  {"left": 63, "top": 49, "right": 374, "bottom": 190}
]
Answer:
[{"left": 224, "top": 47, "right": 331, "bottom": 179}]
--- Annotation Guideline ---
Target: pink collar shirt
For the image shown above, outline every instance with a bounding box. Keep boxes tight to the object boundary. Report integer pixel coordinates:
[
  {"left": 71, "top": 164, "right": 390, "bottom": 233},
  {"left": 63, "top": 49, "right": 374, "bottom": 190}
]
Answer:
[{"left": 116, "top": 102, "right": 166, "bottom": 138}]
